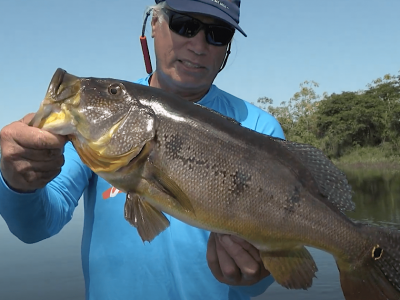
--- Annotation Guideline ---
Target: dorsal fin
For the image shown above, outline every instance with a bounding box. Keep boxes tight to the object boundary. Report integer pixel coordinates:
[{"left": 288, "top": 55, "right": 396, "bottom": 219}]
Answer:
[{"left": 271, "top": 137, "right": 355, "bottom": 212}]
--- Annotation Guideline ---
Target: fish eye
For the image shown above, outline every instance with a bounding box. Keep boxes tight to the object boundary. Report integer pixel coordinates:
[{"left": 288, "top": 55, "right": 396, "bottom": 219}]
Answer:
[{"left": 108, "top": 84, "right": 122, "bottom": 95}]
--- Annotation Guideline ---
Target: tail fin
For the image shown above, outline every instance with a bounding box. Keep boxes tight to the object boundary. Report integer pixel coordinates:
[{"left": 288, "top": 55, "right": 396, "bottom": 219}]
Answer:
[{"left": 337, "top": 225, "right": 400, "bottom": 300}]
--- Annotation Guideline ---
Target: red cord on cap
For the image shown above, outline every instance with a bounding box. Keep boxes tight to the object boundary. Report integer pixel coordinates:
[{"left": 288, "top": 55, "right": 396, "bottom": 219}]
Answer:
[{"left": 140, "top": 36, "right": 153, "bottom": 74}]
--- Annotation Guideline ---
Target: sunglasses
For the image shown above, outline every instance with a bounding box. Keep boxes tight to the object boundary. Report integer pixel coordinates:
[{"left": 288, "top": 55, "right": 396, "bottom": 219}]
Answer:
[{"left": 163, "top": 9, "right": 234, "bottom": 46}]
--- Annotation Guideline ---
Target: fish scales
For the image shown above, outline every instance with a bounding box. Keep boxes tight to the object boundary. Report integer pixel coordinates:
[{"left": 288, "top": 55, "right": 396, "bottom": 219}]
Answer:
[
  {"left": 140, "top": 95, "right": 359, "bottom": 252},
  {"left": 30, "top": 68, "right": 400, "bottom": 300},
  {"left": 147, "top": 105, "right": 348, "bottom": 246}
]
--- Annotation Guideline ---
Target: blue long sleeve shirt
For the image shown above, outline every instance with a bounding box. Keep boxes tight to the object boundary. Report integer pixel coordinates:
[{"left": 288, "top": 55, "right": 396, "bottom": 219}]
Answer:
[{"left": 0, "top": 76, "right": 285, "bottom": 300}]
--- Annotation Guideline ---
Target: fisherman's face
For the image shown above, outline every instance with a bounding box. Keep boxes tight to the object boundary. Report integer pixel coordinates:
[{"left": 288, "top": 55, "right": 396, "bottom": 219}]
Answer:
[{"left": 151, "top": 9, "right": 230, "bottom": 97}]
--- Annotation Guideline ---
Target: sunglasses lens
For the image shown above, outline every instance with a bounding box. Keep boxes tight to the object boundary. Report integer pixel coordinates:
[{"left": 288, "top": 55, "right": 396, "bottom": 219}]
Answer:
[
  {"left": 206, "top": 26, "right": 234, "bottom": 46},
  {"left": 170, "top": 15, "right": 201, "bottom": 38},
  {"left": 167, "top": 10, "right": 234, "bottom": 46}
]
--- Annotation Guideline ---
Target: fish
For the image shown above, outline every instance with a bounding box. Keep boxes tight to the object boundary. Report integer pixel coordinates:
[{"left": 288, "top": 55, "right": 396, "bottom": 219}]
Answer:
[{"left": 30, "top": 68, "right": 400, "bottom": 300}]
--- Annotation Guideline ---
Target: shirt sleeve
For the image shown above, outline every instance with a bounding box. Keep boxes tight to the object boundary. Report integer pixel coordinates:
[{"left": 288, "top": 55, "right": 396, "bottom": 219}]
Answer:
[
  {"left": 0, "top": 142, "right": 92, "bottom": 243},
  {"left": 243, "top": 102, "right": 286, "bottom": 140}
]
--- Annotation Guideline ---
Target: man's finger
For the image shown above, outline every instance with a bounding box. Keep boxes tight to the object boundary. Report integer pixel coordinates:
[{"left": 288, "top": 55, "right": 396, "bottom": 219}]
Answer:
[
  {"left": 227, "top": 235, "right": 271, "bottom": 279},
  {"left": 20, "top": 113, "right": 35, "bottom": 124},
  {"left": 13, "top": 157, "right": 65, "bottom": 173},
  {"left": 2, "top": 139, "right": 64, "bottom": 162},
  {"left": 230, "top": 235, "right": 263, "bottom": 263},
  {"left": 218, "top": 234, "right": 261, "bottom": 279},
  {"left": 21, "top": 169, "right": 62, "bottom": 186},
  {"left": 207, "top": 233, "right": 224, "bottom": 281},
  {"left": 20, "top": 147, "right": 64, "bottom": 162},
  {"left": 216, "top": 235, "right": 242, "bottom": 283},
  {"left": 3, "top": 121, "right": 67, "bottom": 150}
]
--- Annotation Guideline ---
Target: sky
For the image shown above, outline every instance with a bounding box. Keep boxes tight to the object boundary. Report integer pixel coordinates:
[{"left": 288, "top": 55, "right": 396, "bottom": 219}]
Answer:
[{"left": 0, "top": 0, "right": 399, "bottom": 129}]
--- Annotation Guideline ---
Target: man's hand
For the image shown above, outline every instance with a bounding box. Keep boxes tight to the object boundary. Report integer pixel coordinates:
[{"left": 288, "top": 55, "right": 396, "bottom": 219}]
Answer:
[
  {"left": 0, "top": 113, "right": 67, "bottom": 193},
  {"left": 207, "top": 232, "right": 270, "bottom": 286}
]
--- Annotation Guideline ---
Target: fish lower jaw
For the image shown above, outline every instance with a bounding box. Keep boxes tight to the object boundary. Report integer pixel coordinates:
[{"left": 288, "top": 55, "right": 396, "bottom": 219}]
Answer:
[
  {"left": 36, "top": 103, "right": 77, "bottom": 135},
  {"left": 42, "top": 123, "right": 76, "bottom": 136}
]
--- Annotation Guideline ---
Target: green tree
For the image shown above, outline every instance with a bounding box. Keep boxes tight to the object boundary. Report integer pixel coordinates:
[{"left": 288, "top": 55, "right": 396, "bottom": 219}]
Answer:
[
  {"left": 316, "top": 72, "right": 400, "bottom": 157},
  {"left": 365, "top": 73, "right": 400, "bottom": 150},
  {"left": 316, "top": 91, "right": 383, "bottom": 157},
  {"left": 258, "top": 81, "right": 323, "bottom": 146},
  {"left": 256, "top": 71, "right": 400, "bottom": 160}
]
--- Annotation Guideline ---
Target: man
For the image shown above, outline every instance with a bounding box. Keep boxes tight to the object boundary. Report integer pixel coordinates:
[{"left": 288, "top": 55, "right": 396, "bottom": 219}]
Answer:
[{"left": 0, "top": 0, "right": 285, "bottom": 299}]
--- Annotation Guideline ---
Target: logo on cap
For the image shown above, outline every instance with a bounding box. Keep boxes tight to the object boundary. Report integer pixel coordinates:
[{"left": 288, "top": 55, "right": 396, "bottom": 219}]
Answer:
[
  {"left": 210, "top": 0, "right": 228, "bottom": 9},
  {"left": 209, "top": 0, "right": 241, "bottom": 9}
]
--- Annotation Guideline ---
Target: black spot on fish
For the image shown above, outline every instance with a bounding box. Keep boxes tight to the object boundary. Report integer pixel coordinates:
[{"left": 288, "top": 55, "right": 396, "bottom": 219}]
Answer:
[
  {"left": 164, "top": 134, "right": 208, "bottom": 170},
  {"left": 165, "top": 134, "right": 184, "bottom": 160},
  {"left": 290, "top": 186, "right": 301, "bottom": 204},
  {"left": 284, "top": 185, "right": 301, "bottom": 213},
  {"left": 229, "top": 171, "right": 251, "bottom": 195},
  {"left": 210, "top": 166, "right": 227, "bottom": 178}
]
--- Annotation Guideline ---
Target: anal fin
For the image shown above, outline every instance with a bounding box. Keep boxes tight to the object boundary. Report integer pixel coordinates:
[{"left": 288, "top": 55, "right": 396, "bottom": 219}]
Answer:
[
  {"left": 260, "top": 246, "right": 318, "bottom": 290},
  {"left": 124, "top": 192, "right": 170, "bottom": 242}
]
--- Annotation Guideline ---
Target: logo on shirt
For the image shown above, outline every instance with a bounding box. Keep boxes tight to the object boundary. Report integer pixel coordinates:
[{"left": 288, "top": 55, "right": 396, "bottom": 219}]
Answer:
[{"left": 102, "top": 186, "right": 123, "bottom": 199}]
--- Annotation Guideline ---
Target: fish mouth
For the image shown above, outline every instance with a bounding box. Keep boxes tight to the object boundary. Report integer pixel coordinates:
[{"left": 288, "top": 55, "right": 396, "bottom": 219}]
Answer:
[
  {"left": 48, "top": 68, "right": 67, "bottom": 100},
  {"left": 51, "top": 68, "right": 81, "bottom": 102},
  {"left": 29, "top": 68, "right": 80, "bottom": 130}
]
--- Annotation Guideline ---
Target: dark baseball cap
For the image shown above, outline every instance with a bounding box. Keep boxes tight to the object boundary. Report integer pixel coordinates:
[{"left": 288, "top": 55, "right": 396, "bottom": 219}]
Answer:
[{"left": 155, "top": 0, "right": 246, "bottom": 37}]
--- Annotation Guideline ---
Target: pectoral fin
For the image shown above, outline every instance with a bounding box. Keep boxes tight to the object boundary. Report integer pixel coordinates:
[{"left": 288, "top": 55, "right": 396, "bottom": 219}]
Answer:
[
  {"left": 148, "top": 165, "right": 195, "bottom": 215},
  {"left": 260, "top": 246, "right": 318, "bottom": 290},
  {"left": 124, "top": 192, "right": 170, "bottom": 242}
]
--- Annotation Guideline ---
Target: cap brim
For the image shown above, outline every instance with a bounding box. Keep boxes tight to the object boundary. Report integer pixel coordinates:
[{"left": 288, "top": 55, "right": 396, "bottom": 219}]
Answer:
[{"left": 165, "top": 0, "right": 247, "bottom": 37}]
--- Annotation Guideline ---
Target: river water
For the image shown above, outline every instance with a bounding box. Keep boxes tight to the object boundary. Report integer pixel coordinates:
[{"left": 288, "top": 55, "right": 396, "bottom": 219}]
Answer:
[{"left": 1, "top": 169, "right": 399, "bottom": 300}]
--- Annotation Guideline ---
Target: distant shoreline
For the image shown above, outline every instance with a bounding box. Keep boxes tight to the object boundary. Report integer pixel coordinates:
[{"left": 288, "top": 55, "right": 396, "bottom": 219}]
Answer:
[{"left": 335, "top": 161, "right": 400, "bottom": 171}]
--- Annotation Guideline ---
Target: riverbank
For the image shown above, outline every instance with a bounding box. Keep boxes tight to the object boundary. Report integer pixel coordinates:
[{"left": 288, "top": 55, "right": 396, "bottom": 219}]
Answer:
[
  {"left": 331, "top": 146, "right": 400, "bottom": 172},
  {"left": 335, "top": 161, "right": 400, "bottom": 171}
]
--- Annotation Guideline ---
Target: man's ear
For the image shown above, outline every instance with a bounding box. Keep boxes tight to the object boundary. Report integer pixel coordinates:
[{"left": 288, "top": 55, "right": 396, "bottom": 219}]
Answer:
[{"left": 151, "top": 15, "right": 158, "bottom": 38}]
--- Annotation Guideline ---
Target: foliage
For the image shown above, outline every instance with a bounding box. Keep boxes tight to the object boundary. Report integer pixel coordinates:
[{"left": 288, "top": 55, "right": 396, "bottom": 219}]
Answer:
[
  {"left": 365, "top": 74, "right": 400, "bottom": 149},
  {"left": 258, "top": 81, "right": 325, "bottom": 146},
  {"left": 257, "top": 72, "right": 400, "bottom": 160},
  {"left": 333, "top": 144, "right": 400, "bottom": 166},
  {"left": 317, "top": 73, "right": 400, "bottom": 157}
]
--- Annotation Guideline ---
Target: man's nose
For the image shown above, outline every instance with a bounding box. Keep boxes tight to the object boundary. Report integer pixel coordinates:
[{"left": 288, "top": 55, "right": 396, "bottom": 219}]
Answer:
[{"left": 187, "top": 29, "right": 208, "bottom": 55}]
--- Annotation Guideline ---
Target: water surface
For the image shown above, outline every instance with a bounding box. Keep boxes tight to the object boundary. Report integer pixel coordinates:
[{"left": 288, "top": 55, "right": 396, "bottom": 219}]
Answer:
[
  {"left": 1, "top": 170, "right": 399, "bottom": 300},
  {"left": 256, "top": 169, "right": 400, "bottom": 300},
  {"left": 0, "top": 201, "right": 85, "bottom": 300}
]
